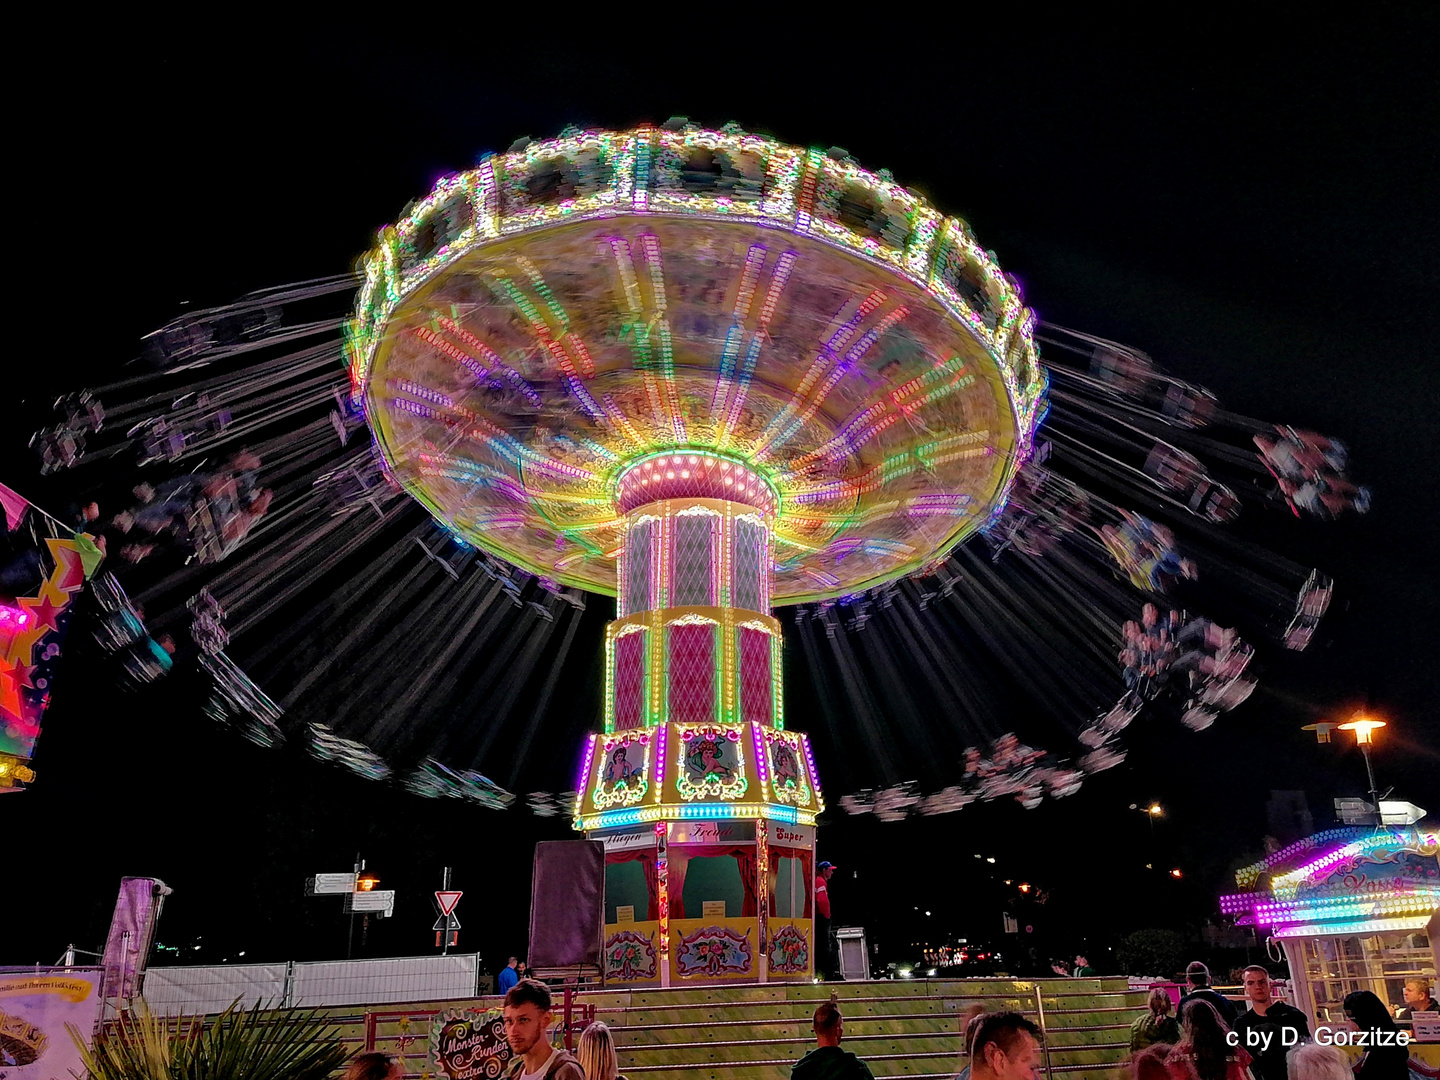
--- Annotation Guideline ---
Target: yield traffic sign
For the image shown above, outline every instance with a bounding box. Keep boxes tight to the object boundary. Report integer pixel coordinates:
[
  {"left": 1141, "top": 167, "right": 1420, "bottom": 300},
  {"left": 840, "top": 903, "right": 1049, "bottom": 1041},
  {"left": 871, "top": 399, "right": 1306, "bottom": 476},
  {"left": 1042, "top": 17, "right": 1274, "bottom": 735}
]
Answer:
[{"left": 435, "top": 890, "right": 463, "bottom": 916}]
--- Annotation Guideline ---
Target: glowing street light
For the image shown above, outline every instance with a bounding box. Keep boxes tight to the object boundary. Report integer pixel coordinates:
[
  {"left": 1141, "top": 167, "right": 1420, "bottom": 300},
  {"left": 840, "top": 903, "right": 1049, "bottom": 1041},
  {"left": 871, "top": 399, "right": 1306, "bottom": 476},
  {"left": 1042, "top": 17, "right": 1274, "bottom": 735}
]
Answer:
[
  {"left": 1338, "top": 717, "right": 1385, "bottom": 745},
  {"left": 1169, "top": 868, "right": 1183, "bottom": 879},
  {"left": 1339, "top": 715, "right": 1387, "bottom": 825}
]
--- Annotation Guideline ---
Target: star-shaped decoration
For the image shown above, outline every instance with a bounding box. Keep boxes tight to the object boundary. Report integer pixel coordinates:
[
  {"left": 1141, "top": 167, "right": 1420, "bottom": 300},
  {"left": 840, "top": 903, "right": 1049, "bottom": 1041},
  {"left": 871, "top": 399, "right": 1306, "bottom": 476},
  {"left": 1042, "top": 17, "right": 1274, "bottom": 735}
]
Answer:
[
  {"left": 0, "top": 658, "right": 26, "bottom": 723},
  {"left": 10, "top": 660, "right": 36, "bottom": 690},
  {"left": 45, "top": 538, "right": 88, "bottom": 592},
  {"left": 20, "top": 591, "right": 66, "bottom": 636}
]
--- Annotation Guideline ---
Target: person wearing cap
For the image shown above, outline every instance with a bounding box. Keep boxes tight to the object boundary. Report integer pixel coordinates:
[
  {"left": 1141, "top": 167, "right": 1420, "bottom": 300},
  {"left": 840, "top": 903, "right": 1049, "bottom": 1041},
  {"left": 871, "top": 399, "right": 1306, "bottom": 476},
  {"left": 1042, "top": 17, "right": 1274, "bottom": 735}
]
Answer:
[
  {"left": 815, "top": 861, "right": 836, "bottom": 980},
  {"left": 1177, "top": 961, "right": 1238, "bottom": 1027}
]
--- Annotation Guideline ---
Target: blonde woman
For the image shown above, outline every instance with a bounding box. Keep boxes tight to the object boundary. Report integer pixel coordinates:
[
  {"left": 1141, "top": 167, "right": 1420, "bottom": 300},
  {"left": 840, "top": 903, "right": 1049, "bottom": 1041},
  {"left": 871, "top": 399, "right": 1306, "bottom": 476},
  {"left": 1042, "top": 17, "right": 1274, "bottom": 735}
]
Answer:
[
  {"left": 577, "top": 1020, "right": 628, "bottom": 1080},
  {"left": 1130, "top": 988, "right": 1181, "bottom": 1054}
]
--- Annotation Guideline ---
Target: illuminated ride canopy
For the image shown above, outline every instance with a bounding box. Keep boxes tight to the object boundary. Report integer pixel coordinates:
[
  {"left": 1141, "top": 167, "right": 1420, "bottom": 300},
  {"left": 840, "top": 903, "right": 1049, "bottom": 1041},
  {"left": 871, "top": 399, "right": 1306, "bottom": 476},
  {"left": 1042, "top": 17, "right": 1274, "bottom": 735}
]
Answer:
[{"left": 349, "top": 125, "right": 1045, "bottom": 607}]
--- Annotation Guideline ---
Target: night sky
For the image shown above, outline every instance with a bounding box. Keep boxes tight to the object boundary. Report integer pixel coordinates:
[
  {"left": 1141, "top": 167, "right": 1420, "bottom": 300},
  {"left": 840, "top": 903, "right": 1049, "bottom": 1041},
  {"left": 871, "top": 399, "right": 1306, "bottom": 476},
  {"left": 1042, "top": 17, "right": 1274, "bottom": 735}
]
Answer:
[{"left": 4, "top": 15, "right": 1437, "bottom": 976}]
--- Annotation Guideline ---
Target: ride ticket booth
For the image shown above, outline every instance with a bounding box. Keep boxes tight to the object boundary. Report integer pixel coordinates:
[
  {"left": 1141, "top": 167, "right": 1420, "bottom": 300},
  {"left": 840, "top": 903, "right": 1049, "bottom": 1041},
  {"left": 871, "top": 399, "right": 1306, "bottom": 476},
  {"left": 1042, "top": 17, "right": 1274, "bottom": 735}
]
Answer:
[
  {"left": 1221, "top": 824, "right": 1440, "bottom": 1062},
  {"left": 576, "top": 721, "right": 823, "bottom": 987}
]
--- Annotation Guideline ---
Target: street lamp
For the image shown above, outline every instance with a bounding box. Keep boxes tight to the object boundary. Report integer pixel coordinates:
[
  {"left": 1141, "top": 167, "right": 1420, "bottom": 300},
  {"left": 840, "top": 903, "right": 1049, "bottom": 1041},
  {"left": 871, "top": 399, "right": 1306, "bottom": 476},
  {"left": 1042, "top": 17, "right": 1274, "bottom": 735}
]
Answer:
[
  {"left": 1307, "top": 714, "right": 1388, "bottom": 826},
  {"left": 1338, "top": 716, "right": 1387, "bottom": 825},
  {"left": 357, "top": 869, "right": 381, "bottom": 892}
]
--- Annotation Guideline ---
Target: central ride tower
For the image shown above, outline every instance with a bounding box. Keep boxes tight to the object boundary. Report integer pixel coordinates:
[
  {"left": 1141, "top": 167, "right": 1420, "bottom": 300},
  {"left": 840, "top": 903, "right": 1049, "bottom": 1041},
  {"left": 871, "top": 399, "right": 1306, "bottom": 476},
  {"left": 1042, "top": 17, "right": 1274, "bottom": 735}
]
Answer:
[{"left": 575, "top": 452, "right": 822, "bottom": 985}]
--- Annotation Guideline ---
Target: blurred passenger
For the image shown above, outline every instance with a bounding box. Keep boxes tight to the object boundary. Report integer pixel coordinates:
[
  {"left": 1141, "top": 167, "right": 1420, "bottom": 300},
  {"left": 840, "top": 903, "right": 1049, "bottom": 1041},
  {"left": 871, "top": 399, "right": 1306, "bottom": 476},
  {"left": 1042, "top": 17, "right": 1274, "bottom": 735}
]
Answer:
[{"left": 1131, "top": 987, "right": 1181, "bottom": 1054}]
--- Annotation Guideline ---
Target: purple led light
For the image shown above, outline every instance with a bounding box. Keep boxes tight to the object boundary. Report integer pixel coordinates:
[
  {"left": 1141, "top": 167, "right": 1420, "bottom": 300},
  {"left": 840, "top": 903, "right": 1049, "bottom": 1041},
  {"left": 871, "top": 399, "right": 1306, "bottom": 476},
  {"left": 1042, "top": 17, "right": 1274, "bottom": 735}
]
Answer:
[
  {"left": 653, "top": 723, "right": 668, "bottom": 801},
  {"left": 575, "top": 733, "right": 598, "bottom": 804},
  {"left": 800, "top": 733, "right": 822, "bottom": 791},
  {"left": 751, "top": 722, "right": 769, "bottom": 787}
]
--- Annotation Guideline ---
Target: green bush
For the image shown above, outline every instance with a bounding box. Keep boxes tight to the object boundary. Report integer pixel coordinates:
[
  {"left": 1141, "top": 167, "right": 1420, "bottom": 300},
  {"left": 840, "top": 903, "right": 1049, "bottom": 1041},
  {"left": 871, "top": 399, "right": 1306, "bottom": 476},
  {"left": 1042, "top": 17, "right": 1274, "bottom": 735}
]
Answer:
[
  {"left": 71, "top": 997, "right": 350, "bottom": 1080},
  {"left": 1116, "top": 929, "right": 1188, "bottom": 979}
]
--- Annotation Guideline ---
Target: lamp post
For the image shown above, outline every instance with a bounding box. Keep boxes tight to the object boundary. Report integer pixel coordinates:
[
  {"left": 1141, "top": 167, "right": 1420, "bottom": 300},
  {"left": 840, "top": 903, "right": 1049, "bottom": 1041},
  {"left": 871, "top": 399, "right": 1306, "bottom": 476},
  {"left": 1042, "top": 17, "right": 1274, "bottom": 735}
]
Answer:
[
  {"left": 356, "top": 867, "right": 381, "bottom": 956},
  {"left": 1338, "top": 717, "right": 1386, "bottom": 826},
  {"left": 1306, "top": 715, "right": 1387, "bottom": 827}
]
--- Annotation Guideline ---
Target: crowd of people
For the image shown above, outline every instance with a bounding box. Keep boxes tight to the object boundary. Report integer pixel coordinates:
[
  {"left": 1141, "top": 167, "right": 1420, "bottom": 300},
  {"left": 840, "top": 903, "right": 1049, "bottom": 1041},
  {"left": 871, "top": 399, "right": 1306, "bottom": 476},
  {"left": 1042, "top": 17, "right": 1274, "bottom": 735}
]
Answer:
[
  {"left": 337, "top": 960, "right": 1432, "bottom": 1080},
  {"left": 1125, "top": 963, "right": 1423, "bottom": 1080}
]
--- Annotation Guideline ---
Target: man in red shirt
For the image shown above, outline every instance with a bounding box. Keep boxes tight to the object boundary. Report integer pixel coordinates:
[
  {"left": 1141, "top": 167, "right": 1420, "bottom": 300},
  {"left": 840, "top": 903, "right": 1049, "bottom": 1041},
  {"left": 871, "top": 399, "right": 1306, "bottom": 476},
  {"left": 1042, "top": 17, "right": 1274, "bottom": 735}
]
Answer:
[{"left": 814, "top": 861, "right": 836, "bottom": 979}]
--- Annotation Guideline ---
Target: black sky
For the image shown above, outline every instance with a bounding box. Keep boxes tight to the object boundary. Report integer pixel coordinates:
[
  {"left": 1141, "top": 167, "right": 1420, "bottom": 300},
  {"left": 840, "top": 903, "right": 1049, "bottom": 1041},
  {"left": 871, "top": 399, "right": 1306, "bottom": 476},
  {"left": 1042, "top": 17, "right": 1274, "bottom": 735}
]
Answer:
[{"left": 4, "top": 14, "right": 1437, "bottom": 973}]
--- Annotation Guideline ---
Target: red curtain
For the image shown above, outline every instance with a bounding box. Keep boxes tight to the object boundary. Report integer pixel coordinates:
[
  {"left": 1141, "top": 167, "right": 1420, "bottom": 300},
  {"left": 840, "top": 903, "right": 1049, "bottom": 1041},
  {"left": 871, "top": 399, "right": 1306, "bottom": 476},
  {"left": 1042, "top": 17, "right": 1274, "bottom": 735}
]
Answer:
[
  {"left": 666, "top": 843, "right": 759, "bottom": 919},
  {"left": 667, "top": 851, "right": 690, "bottom": 919},
  {"left": 605, "top": 848, "right": 659, "bottom": 921},
  {"left": 733, "top": 847, "right": 758, "bottom": 917}
]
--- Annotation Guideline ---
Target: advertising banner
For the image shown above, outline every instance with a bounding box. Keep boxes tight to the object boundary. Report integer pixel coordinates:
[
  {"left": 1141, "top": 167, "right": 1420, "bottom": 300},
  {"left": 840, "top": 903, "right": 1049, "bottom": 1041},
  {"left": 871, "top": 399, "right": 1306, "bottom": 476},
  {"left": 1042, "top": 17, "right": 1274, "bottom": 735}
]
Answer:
[
  {"left": 0, "top": 968, "right": 104, "bottom": 1079},
  {"left": 430, "top": 1008, "right": 512, "bottom": 1079}
]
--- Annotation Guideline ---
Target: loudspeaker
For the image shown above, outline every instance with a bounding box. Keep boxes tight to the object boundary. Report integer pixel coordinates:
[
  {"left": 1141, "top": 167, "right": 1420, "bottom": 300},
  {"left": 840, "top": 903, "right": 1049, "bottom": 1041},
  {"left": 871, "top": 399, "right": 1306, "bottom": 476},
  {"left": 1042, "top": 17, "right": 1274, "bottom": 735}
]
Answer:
[{"left": 527, "top": 840, "right": 605, "bottom": 974}]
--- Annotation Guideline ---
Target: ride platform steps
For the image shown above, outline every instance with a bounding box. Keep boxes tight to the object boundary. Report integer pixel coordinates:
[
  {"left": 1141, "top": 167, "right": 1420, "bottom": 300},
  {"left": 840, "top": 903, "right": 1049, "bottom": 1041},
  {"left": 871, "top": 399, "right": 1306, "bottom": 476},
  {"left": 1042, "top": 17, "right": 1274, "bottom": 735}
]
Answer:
[{"left": 336, "top": 977, "right": 1146, "bottom": 1080}]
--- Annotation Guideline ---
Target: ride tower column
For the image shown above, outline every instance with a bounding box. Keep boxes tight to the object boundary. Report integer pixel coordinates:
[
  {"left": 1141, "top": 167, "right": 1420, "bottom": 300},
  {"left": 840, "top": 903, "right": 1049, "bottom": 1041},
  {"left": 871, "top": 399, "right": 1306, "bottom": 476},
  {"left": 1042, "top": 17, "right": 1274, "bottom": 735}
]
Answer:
[{"left": 575, "top": 451, "right": 823, "bottom": 987}]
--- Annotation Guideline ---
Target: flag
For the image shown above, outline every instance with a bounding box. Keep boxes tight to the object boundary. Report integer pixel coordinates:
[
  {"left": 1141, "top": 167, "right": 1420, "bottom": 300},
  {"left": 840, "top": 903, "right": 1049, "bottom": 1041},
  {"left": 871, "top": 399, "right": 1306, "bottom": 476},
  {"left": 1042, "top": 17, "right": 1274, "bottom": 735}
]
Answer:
[{"left": 0, "top": 482, "right": 28, "bottom": 532}]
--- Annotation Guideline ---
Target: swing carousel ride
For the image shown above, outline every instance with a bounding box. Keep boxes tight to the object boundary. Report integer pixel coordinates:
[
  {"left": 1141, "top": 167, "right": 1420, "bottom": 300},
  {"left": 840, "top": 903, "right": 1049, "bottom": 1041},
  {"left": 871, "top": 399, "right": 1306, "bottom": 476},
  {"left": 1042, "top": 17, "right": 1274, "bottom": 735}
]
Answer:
[{"left": 19, "top": 122, "right": 1367, "bottom": 819}]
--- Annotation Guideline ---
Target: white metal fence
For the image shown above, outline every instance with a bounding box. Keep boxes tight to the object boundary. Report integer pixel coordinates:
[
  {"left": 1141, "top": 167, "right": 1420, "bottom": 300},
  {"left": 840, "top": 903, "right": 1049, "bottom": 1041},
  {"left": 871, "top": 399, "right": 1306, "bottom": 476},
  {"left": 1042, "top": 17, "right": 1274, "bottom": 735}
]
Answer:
[{"left": 141, "top": 954, "right": 482, "bottom": 1015}]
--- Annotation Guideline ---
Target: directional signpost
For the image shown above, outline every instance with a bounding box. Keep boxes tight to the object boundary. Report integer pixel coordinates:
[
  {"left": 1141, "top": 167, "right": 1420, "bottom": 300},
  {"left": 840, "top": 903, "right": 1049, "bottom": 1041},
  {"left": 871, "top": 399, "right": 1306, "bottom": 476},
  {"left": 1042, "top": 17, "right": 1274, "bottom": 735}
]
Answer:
[
  {"left": 347, "top": 890, "right": 396, "bottom": 916},
  {"left": 306, "top": 856, "right": 393, "bottom": 958},
  {"left": 308, "top": 872, "right": 357, "bottom": 895}
]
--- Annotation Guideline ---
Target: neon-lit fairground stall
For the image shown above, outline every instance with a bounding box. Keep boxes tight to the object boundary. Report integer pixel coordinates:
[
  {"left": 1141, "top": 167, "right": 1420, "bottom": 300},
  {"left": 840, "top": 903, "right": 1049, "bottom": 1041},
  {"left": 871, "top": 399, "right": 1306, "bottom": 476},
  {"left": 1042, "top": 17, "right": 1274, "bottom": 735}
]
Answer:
[
  {"left": 1222, "top": 824, "right": 1440, "bottom": 1049},
  {"left": 350, "top": 126, "right": 1045, "bottom": 985}
]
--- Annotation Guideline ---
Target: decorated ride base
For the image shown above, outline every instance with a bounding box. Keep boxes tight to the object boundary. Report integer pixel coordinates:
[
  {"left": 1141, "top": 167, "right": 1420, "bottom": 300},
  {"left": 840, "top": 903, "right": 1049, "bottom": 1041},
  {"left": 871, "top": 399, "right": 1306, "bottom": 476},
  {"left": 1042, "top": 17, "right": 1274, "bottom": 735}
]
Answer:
[{"left": 572, "top": 468, "right": 826, "bottom": 986}]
